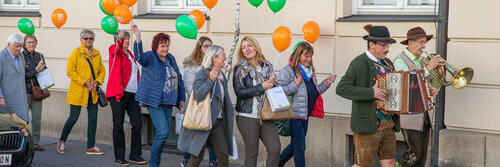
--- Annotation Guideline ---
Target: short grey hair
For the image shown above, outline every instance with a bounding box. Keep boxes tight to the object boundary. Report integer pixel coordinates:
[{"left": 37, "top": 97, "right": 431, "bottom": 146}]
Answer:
[
  {"left": 80, "top": 29, "right": 95, "bottom": 39},
  {"left": 201, "top": 45, "right": 225, "bottom": 69},
  {"left": 6, "top": 33, "right": 23, "bottom": 44},
  {"left": 113, "top": 29, "right": 130, "bottom": 41}
]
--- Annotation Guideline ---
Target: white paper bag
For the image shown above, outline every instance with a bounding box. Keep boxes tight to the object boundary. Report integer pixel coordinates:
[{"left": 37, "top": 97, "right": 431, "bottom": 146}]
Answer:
[
  {"left": 265, "top": 87, "right": 290, "bottom": 112},
  {"left": 229, "top": 136, "right": 238, "bottom": 160},
  {"left": 175, "top": 113, "right": 184, "bottom": 134},
  {"left": 36, "top": 69, "right": 55, "bottom": 90}
]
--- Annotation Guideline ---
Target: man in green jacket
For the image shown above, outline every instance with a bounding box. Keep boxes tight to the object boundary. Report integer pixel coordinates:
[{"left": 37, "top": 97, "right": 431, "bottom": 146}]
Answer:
[
  {"left": 336, "top": 24, "right": 398, "bottom": 167},
  {"left": 394, "top": 27, "right": 441, "bottom": 167}
]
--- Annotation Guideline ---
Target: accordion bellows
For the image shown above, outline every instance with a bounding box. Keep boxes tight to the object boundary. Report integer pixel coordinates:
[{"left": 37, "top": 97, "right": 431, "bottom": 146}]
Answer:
[{"left": 376, "top": 70, "right": 433, "bottom": 114}]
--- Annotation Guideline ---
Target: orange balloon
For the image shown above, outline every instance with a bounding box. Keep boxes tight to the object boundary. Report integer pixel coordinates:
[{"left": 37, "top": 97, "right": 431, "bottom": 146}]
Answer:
[
  {"left": 120, "top": 0, "right": 137, "bottom": 7},
  {"left": 302, "top": 21, "right": 320, "bottom": 43},
  {"left": 203, "top": 0, "right": 218, "bottom": 9},
  {"left": 189, "top": 10, "right": 205, "bottom": 30},
  {"left": 272, "top": 26, "right": 292, "bottom": 52},
  {"left": 102, "top": 0, "right": 121, "bottom": 15},
  {"left": 114, "top": 5, "right": 132, "bottom": 24},
  {"left": 51, "top": 8, "right": 67, "bottom": 29}
]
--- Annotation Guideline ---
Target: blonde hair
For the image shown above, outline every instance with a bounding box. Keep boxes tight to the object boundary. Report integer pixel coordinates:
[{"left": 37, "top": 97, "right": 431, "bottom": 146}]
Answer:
[
  {"left": 184, "top": 36, "right": 212, "bottom": 66},
  {"left": 201, "top": 45, "right": 225, "bottom": 69},
  {"left": 236, "top": 36, "right": 266, "bottom": 66},
  {"left": 290, "top": 42, "right": 315, "bottom": 72}
]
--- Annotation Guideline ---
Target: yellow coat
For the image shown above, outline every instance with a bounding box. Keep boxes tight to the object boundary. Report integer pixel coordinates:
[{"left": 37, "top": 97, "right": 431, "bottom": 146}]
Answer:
[{"left": 66, "top": 44, "right": 106, "bottom": 106}]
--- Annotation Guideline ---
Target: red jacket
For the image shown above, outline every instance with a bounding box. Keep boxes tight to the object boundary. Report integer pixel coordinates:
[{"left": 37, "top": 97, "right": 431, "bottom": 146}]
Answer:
[{"left": 105, "top": 40, "right": 140, "bottom": 102}]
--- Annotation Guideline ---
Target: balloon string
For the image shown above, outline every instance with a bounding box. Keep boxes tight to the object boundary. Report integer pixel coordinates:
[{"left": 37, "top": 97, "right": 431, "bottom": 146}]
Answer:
[
  {"left": 257, "top": 7, "right": 269, "bottom": 36},
  {"left": 221, "top": 0, "right": 229, "bottom": 31},
  {"left": 318, "top": 63, "right": 334, "bottom": 75},
  {"left": 274, "top": 52, "right": 280, "bottom": 68},
  {"left": 313, "top": 43, "right": 321, "bottom": 58},
  {"left": 312, "top": 43, "right": 333, "bottom": 74},
  {"left": 273, "top": 14, "right": 277, "bottom": 30}
]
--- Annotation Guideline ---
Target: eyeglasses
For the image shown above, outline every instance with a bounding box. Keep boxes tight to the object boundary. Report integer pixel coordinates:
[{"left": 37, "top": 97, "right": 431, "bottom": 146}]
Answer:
[
  {"left": 202, "top": 45, "right": 212, "bottom": 48},
  {"left": 376, "top": 42, "right": 392, "bottom": 48},
  {"left": 412, "top": 40, "right": 428, "bottom": 45},
  {"left": 26, "top": 41, "right": 37, "bottom": 44},
  {"left": 82, "top": 37, "right": 94, "bottom": 41}
]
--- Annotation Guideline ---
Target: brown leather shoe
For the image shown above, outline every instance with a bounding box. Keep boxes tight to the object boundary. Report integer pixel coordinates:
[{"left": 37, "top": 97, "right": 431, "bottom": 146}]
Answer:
[
  {"left": 86, "top": 146, "right": 104, "bottom": 155},
  {"left": 35, "top": 144, "right": 45, "bottom": 151}
]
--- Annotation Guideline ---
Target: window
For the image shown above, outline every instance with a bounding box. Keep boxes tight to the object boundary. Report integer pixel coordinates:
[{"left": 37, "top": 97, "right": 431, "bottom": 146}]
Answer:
[
  {"left": 150, "top": 0, "right": 206, "bottom": 13},
  {"left": 353, "top": 0, "right": 438, "bottom": 15},
  {"left": 0, "top": 0, "right": 39, "bottom": 11}
]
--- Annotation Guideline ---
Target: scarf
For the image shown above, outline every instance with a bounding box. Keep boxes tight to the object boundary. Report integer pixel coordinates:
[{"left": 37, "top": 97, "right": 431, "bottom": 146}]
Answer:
[
  {"left": 298, "top": 64, "right": 313, "bottom": 82},
  {"left": 82, "top": 45, "right": 94, "bottom": 58},
  {"left": 234, "top": 60, "right": 274, "bottom": 114}
]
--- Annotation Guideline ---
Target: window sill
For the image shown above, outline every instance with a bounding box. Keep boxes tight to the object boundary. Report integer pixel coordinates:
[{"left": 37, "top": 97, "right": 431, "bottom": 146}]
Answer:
[
  {"left": 0, "top": 11, "right": 40, "bottom": 17},
  {"left": 134, "top": 13, "right": 210, "bottom": 20},
  {"left": 337, "top": 15, "right": 436, "bottom": 22}
]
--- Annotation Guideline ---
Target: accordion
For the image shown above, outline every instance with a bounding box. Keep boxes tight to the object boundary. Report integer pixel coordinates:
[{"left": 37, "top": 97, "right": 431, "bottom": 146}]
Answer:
[{"left": 376, "top": 69, "right": 434, "bottom": 114}]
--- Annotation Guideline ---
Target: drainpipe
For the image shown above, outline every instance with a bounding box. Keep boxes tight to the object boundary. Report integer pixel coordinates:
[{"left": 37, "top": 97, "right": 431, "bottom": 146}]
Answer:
[{"left": 432, "top": 0, "right": 448, "bottom": 166}]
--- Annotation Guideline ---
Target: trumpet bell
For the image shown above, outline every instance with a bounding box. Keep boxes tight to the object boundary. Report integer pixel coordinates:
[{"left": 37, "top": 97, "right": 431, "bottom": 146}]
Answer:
[{"left": 451, "top": 67, "right": 474, "bottom": 90}]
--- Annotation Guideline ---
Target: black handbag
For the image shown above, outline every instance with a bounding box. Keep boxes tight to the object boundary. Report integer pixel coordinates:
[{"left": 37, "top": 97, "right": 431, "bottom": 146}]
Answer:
[{"left": 84, "top": 58, "right": 108, "bottom": 107}]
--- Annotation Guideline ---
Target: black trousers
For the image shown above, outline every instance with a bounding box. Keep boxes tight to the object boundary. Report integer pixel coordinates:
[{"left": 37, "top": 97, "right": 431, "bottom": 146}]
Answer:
[
  {"left": 109, "top": 92, "right": 142, "bottom": 160},
  {"left": 398, "top": 113, "right": 431, "bottom": 167}
]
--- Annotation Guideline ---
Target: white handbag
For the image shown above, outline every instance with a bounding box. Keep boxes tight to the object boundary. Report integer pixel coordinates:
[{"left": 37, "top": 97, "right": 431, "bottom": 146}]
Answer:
[{"left": 182, "top": 85, "right": 216, "bottom": 130}]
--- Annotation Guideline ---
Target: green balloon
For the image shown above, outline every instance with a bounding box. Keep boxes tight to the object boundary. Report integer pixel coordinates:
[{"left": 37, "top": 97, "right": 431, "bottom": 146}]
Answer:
[
  {"left": 99, "top": 0, "right": 112, "bottom": 16},
  {"left": 293, "top": 41, "right": 304, "bottom": 52},
  {"left": 176, "top": 15, "right": 198, "bottom": 39},
  {"left": 267, "top": 0, "right": 286, "bottom": 13},
  {"left": 18, "top": 18, "right": 35, "bottom": 35},
  {"left": 101, "top": 16, "right": 119, "bottom": 34},
  {"left": 249, "top": 0, "right": 264, "bottom": 7}
]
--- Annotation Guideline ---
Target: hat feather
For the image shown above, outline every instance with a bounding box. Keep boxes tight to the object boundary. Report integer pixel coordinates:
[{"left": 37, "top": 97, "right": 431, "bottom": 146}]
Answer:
[{"left": 364, "top": 24, "right": 373, "bottom": 33}]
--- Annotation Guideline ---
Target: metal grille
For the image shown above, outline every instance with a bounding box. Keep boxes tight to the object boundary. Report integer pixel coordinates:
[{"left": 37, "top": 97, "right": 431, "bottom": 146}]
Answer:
[{"left": 0, "top": 132, "right": 24, "bottom": 151}]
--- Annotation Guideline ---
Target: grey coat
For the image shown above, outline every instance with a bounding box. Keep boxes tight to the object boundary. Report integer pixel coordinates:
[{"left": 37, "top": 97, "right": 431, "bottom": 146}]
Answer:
[
  {"left": 276, "top": 65, "right": 330, "bottom": 119},
  {"left": 183, "top": 64, "right": 202, "bottom": 97},
  {"left": 178, "top": 68, "right": 234, "bottom": 156},
  {"left": 0, "top": 48, "right": 28, "bottom": 121}
]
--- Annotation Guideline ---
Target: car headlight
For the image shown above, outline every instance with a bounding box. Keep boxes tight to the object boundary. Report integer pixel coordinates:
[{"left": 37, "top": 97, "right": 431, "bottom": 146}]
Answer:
[{"left": 16, "top": 121, "right": 29, "bottom": 137}]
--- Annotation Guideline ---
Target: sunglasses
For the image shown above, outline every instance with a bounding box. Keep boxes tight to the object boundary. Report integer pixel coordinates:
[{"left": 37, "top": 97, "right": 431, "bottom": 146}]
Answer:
[{"left": 82, "top": 37, "right": 94, "bottom": 41}]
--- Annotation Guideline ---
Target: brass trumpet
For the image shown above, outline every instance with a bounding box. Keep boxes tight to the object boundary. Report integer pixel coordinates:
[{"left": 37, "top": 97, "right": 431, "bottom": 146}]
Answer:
[{"left": 422, "top": 49, "right": 474, "bottom": 90}]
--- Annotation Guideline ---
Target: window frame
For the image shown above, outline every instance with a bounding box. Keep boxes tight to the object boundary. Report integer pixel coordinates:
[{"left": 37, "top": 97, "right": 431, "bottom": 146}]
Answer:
[
  {"left": 0, "top": 0, "right": 39, "bottom": 11},
  {"left": 353, "top": 0, "right": 438, "bottom": 15},
  {"left": 148, "top": 0, "right": 207, "bottom": 14}
]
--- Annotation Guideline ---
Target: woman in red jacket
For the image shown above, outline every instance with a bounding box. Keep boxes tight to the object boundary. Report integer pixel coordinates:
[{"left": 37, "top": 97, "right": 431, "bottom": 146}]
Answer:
[{"left": 106, "top": 30, "right": 146, "bottom": 166}]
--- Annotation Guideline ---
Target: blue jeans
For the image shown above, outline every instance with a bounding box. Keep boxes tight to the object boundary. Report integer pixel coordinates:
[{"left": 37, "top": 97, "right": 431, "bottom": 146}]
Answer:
[
  {"left": 279, "top": 118, "right": 309, "bottom": 167},
  {"left": 148, "top": 105, "right": 173, "bottom": 167},
  {"left": 183, "top": 147, "right": 217, "bottom": 161}
]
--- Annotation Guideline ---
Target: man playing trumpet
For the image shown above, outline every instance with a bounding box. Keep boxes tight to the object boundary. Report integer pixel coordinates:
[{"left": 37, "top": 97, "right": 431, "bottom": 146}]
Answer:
[{"left": 394, "top": 27, "right": 442, "bottom": 167}]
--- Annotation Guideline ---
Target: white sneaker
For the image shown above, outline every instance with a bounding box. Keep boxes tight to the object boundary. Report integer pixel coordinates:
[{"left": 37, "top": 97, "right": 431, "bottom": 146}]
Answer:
[{"left": 57, "top": 141, "right": 65, "bottom": 154}]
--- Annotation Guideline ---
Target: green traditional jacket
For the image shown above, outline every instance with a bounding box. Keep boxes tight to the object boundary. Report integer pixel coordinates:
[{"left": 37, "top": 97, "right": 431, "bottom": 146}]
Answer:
[{"left": 336, "top": 52, "right": 400, "bottom": 134}]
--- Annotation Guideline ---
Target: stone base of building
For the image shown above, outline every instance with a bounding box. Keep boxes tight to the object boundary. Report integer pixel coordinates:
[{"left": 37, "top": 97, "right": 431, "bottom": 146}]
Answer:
[{"left": 439, "top": 129, "right": 500, "bottom": 167}]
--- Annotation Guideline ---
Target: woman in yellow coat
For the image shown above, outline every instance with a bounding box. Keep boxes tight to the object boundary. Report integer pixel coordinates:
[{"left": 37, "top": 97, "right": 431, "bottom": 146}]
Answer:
[{"left": 57, "top": 30, "right": 106, "bottom": 155}]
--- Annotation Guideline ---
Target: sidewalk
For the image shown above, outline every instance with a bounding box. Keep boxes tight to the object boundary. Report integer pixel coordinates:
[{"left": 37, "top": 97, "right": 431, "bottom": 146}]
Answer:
[{"left": 32, "top": 137, "right": 243, "bottom": 167}]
